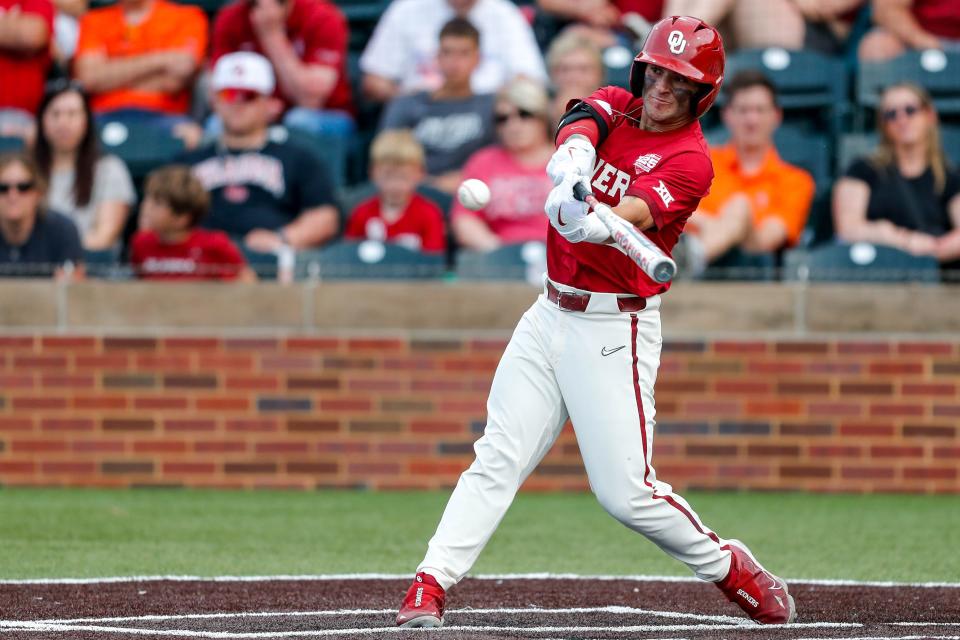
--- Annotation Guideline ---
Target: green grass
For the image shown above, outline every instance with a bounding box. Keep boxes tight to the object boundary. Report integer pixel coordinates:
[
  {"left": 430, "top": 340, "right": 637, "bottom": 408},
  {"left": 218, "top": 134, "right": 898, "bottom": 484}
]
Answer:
[{"left": 0, "top": 488, "right": 957, "bottom": 582}]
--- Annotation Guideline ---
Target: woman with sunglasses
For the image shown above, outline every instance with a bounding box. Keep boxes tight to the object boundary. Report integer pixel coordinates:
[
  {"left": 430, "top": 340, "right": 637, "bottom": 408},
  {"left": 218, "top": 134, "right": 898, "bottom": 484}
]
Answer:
[
  {"left": 34, "top": 81, "right": 136, "bottom": 253},
  {"left": 0, "top": 153, "right": 84, "bottom": 279},
  {"left": 450, "top": 78, "right": 555, "bottom": 251},
  {"left": 833, "top": 83, "right": 960, "bottom": 264}
]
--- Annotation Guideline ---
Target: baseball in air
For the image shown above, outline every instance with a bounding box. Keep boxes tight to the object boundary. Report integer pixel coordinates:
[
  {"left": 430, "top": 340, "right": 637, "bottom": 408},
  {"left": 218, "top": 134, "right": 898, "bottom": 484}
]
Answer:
[{"left": 457, "top": 179, "right": 491, "bottom": 211}]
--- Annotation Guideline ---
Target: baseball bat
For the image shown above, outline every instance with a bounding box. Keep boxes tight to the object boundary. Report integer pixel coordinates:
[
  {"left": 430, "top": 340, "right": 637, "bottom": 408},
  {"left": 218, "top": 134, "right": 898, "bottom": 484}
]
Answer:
[{"left": 572, "top": 182, "right": 677, "bottom": 283}]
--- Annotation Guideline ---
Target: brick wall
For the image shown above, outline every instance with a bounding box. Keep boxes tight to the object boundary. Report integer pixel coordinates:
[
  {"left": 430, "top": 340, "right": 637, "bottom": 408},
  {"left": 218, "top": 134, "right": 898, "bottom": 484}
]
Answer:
[{"left": 0, "top": 335, "right": 957, "bottom": 493}]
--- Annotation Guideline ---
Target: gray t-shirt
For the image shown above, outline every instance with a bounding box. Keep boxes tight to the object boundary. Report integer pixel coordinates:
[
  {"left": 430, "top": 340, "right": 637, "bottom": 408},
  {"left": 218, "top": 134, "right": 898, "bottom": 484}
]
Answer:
[
  {"left": 47, "top": 154, "right": 135, "bottom": 239},
  {"left": 379, "top": 91, "right": 496, "bottom": 176}
]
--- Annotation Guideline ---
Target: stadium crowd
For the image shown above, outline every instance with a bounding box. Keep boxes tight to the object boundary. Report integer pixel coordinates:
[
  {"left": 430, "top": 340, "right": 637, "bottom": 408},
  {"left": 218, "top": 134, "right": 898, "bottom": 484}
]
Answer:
[{"left": 0, "top": 0, "right": 958, "bottom": 281}]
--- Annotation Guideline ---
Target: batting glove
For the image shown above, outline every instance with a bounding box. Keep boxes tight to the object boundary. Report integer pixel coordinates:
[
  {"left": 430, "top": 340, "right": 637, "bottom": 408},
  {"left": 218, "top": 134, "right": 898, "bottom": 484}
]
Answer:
[
  {"left": 545, "top": 176, "right": 607, "bottom": 244},
  {"left": 546, "top": 135, "right": 596, "bottom": 186}
]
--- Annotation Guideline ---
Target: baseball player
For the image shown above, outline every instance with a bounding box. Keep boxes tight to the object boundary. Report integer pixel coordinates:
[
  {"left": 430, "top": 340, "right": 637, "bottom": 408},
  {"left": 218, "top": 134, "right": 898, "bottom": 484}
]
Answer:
[{"left": 397, "top": 16, "right": 796, "bottom": 628}]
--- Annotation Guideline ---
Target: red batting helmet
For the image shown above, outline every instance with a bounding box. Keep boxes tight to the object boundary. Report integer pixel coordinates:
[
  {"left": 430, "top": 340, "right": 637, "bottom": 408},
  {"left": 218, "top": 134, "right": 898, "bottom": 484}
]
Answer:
[{"left": 630, "top": 16, "right": 725, "bottom": 119}]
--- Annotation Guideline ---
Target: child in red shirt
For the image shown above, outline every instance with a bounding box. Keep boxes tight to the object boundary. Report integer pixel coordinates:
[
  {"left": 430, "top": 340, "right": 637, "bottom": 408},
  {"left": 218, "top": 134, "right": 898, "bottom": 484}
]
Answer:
[
  {"left": 345, "top": 129, "right": 446, "bottom": 253},
  {"left": 131, "top": 165, "right": 255, "bottom": 281}
]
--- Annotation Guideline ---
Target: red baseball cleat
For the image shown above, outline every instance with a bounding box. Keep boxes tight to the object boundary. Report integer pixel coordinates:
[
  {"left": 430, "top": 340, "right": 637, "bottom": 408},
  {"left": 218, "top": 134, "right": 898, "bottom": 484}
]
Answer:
[
  {"left": 396, "top": 572, "right": 445, "bottom": 628},
  {"left": 716, "top": 540, "right": 796, "bottom": 624}
]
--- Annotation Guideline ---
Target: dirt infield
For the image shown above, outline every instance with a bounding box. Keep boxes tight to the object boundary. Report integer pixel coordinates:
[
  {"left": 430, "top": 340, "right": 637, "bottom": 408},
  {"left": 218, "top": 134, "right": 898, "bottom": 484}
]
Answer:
[{"left": 1, "top": 576, "right": 959, "bottom": 639}]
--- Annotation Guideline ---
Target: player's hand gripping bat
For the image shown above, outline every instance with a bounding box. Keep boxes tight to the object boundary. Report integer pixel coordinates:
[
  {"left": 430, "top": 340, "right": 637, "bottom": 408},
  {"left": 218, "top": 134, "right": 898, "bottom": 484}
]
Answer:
[{"left": 572, "top": 182, "right": 677, "bottom": 283}]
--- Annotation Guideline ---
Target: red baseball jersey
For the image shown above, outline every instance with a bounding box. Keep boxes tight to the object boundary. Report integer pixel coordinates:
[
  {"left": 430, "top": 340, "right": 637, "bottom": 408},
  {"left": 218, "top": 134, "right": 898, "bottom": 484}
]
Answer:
[
  {"left": 130, "top": 229, "right": 248, "bottom": 280},
  {"left": 345, "top": 193, "right": 447, "bottom": 253},
  {"left": 548, "top": 86, "right": 714, "bottom": 297}
]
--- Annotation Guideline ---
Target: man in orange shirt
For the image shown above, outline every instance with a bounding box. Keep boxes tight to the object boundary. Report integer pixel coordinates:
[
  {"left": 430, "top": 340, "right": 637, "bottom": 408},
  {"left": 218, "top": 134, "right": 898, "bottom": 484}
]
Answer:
[
  {"left": 680, "top": 70, "right": 815, "bottom": 276},
  {"left": 74, "top": 0, "right": 207, "bottom": 140}
]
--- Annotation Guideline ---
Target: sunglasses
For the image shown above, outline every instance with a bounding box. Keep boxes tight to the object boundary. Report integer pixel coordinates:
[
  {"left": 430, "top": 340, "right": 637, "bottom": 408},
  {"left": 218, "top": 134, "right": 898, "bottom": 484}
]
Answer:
[
  {"left": 882, "top": 104, "right": 922, "bottom": 122},
  {"left": 0, "top": 181, "right": 35, "bottom": 195},
  {"left": 217, "top": 88, "right": 264, "bottom": 104},
  {"left": 495, "top": 108, "right": 536, "bottom": 125}
]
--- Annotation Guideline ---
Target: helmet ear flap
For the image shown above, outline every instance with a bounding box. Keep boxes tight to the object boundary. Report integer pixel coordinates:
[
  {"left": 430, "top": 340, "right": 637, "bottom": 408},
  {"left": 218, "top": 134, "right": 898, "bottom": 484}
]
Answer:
[{"left": 629, "top": 61, "right": 647, "bottom": 98}]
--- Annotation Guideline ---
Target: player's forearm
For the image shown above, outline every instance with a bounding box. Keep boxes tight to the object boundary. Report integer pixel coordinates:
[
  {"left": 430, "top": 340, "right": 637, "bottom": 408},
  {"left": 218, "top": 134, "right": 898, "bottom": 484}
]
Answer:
[
  {"left": 259, "top": 32, "right": 336, "bottom": 108},
  {"left": 0, "top": 14, "right": 49, "bottom": 50},
  {"left": 611, "top": 195, "right": 655, "bottom": 231},
  {"left": 75, "top": 53, "right": 169, "bottom": 92}
]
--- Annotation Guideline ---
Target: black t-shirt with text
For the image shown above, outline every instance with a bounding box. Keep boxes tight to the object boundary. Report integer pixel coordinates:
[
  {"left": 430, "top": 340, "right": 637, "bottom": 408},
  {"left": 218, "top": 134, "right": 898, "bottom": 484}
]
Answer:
[
  {"left": 0, "top": 210, "right": 83, "bottom": 277},
  {"left": 845, "top": 157, "right": 960, "bottom": 235},
  {"left": 182, "top": 134, "right": 336, "bottom": 237}
]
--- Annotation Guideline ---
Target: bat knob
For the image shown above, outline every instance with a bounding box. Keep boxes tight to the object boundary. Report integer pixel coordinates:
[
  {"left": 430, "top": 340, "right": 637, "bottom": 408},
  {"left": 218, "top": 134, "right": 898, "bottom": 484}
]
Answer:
[
  {"left": 572, "top": 181, "right": 591, "bottom": 202},
  {"left": 651, "top": 259, "right": 677, "bottom": 283}
]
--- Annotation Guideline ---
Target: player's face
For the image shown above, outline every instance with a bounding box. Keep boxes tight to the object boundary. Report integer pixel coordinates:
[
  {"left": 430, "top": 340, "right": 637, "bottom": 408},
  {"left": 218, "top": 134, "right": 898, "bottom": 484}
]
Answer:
[
  {"left": 723, "top": 85, "right": 781, "bottom": 149},
  {"left": 437, "top": 35, "right": 480, "bottom": 87},
  {"left": 880, "top": 87, "right": 931, "bottom": 148},
  {"left": 0, "top": 161, "right": 40, "bottom": 224},
  {"left": 641, "top": 65, "right": 699, "bottom": 129}
]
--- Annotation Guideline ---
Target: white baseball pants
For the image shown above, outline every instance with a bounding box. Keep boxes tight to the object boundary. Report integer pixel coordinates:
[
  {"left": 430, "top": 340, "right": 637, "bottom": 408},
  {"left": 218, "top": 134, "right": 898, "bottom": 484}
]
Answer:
[{"left": 418, "top": 282, "right": 732, "bottom": 590}]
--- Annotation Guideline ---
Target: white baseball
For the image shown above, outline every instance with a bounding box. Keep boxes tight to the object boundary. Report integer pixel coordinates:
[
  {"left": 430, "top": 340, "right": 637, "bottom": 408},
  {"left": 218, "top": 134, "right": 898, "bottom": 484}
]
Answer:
[{"left": 457, "top": 179, "right": 491, "bottom": 211}]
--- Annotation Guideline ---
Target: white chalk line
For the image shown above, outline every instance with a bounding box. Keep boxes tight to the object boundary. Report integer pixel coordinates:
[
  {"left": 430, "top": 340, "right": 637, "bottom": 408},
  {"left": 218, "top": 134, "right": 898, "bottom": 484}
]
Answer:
[
  {"left": 1, "top": 573, "right": 958, "bottom": 588},
  {"left": 19, "top": 605, "right": 749, "bottom": 626},
  {"left": 0, "top": 621, "right": 862, "bottom": 638}
]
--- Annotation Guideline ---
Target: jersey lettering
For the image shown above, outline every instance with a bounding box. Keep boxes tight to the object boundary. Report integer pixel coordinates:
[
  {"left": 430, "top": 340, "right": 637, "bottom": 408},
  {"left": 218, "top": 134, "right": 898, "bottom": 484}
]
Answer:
[
  {"left": 591, "top": 159, "right": 632, "bottom": 201},
  {"left": 653, "top": 180, "right": 675, "bottom": 208},
  {"left": 192, "top": 153, "right": 286, "bottom": 197}
]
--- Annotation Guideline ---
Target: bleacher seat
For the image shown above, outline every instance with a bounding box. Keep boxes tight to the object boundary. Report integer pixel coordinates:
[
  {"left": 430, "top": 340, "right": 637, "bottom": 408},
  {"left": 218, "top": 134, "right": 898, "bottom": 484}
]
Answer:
[
  {"left": 83, "top": 246, "right": 124, "bottom": 279},
  {"left": 296, "top": 240, "right": 445, "bottom": 279},
  {"left": 98, "top": 120, "right": 185, "bottom": 183},
  {"left": 456, "top": 242, "right": 546, "bottom": 283},
  {"left": 857, "top": 51, "right": 960, "bottom": 119},
  {"left": 703, "top": 249, "right": 777, "bottom": 281},
  {"left": 784, "top": 242, "right": 939, "bottom": 282},
  {"left": 0, "top": 136, "right": 25, "bottom": 153},
  {"left": 239, "top": 244, "right": 280, "bottom": 280},
  {"left": 721, "top": 48, "right": 849, "bottom": 134}
]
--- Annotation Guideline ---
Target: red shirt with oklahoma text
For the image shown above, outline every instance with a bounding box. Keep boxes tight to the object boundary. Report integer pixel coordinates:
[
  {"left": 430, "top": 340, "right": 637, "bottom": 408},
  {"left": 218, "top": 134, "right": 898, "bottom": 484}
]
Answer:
[
  {"left": 131, "top": 229, "right": 247, "bottom": 280},
  {"left": 547, "top": 86, "right": 714, "bottom": 297}
]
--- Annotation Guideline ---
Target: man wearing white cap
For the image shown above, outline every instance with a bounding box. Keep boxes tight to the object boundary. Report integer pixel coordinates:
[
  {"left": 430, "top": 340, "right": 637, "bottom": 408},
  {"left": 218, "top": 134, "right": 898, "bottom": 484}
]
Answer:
[{"left": 182, "top": 51, "right": 339, "bottom": 254}]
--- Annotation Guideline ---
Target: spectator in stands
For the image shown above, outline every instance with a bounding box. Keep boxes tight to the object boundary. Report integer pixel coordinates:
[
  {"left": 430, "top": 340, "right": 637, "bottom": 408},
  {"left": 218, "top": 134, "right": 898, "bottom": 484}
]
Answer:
[
  {"left": 833, "top": 83, "right": 960, "bottom": 262},
  {"left": 0, "top": 152, "right": 84, "bottom": 279},
  {"left": 345, "top": 130, "right": 446, "bottom": 253},
  {"left": 451, "top": 78, "right": 554, "bottom": 251},
  {"left": 0, "top": 0, "right": 54, "bottom": 144},
  {"left": 360, "top": 0, "right": 548, "bottom": 103},
  {"left": 34, "top": 81, "right": 135, "bottom": 252},
  {"left": 74, "top": 0, "right": 207, "bottom": 144},
  {"left": 535, "top": 0, "right": 665, "bottom": 49},
  {"left": 52, "top": 0, "right": 86, "bottom": 65},
  {"left": 182, "top": 52, "right": 339, "bottom": 253},
  {"left": 859, "top": 0, "right": 960, "bottom": 61},
  {"left": 545, "top": 33, "right": 604, "bottom": 124},
  {"left": 211, "top": 0, "right": 354, "bottom": 141},
  {"left": 680, "top": 71, "right": 815, "bottom": 275},
  {"left": 131, "top": 165, "right": 256, "bottom": 281},
  {"left": 664, "top": 0, "right": 865, "bottom": 54},
  {"left": 379, "top": 18, "right": 496, "bottom": 194}
]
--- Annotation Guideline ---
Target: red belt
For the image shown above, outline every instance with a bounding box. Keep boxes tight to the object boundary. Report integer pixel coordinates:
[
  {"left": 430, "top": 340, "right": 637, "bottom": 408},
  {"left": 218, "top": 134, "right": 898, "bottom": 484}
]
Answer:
[{"left": 546, "top": 280, "right": 646, "bottom": 312}]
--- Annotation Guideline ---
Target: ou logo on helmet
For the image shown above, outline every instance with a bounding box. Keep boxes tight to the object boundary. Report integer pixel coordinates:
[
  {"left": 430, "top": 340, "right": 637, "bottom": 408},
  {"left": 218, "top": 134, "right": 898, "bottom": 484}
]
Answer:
[{"left": 667, "top": 30, "right": 687, "bottom": 54}]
